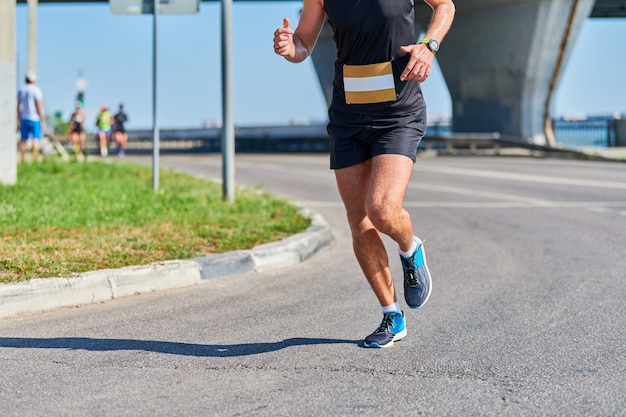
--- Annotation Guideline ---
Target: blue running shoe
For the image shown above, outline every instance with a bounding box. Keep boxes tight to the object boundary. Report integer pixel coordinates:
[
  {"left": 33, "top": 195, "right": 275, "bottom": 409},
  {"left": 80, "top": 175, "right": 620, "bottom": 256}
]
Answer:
[
  {"left": 364, "top": 311, "right": 407, "bottom": 348},
  {"left": 401, "top": 237, "right": 432, "bottom": 309}
]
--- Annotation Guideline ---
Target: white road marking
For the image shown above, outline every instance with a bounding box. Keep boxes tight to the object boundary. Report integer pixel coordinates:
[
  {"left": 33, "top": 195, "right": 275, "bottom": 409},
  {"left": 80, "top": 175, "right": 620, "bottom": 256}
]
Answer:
[
  {"left": 415, "top": 165, "right": 626, "bottom": 190},
  {"left": 234, "top": 157, "right": 626, "bottom": 212},
  {"left": 408, "top": 182, "right": 553, "bottom": 205}
]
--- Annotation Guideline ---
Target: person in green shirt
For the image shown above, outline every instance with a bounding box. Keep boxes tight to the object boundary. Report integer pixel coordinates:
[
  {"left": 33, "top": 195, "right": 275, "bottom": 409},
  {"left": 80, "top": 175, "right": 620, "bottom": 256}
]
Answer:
[{"left": 95, "top": 104, "right": 114, "bottom": 157}]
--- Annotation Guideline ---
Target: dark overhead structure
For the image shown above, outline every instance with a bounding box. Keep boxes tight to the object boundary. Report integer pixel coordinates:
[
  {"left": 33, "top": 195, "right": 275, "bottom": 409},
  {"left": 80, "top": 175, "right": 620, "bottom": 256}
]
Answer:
[
  {"left": 16, "top": 0, "right": 626, "bottom": 17},
  {"left": 310, "top": 0, "right": 626, "bottom": 144},
  {"left": 590, "top": 0, "right": 626, "bottom": 17}
]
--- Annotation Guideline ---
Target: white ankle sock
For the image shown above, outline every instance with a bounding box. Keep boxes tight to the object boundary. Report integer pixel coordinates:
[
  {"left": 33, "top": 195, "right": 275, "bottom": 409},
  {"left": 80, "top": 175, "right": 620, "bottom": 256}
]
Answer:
[
  {"left": 399, "top": 236, "right": 419, "bottom": 258},
  {"left": 381, "top": 302, "right": 401, "bottom": 314}
]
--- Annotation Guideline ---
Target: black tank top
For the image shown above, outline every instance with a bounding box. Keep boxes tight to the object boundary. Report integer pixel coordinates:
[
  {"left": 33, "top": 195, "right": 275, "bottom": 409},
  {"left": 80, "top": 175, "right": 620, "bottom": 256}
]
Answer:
[{"left": 324, "top": 0, "right": 425, "bottom": 116}]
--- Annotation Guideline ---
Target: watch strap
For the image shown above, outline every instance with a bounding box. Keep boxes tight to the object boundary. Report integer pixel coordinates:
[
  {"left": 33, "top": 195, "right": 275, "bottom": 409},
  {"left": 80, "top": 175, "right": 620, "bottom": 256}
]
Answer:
[{"left": 419, "top": 38, "right": 437, "bottom": 54}]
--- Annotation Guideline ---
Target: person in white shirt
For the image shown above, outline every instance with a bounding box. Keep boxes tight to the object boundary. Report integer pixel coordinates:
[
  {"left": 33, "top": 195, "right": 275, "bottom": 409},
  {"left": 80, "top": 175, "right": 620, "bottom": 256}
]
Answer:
[{"left": 17, "top": 72, "right": 46, "bottom": 162}]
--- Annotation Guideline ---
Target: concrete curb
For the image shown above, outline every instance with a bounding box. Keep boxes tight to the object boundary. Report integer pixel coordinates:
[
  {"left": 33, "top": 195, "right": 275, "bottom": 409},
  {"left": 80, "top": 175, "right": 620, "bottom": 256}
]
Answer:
[{"left": 0, "top": 207, "right": 334, "bottom": 319}]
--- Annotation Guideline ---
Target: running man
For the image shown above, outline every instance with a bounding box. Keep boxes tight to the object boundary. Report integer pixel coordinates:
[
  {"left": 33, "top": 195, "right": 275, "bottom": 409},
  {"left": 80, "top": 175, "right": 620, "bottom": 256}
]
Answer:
[
  {"left": 273, "top": 0, "right": 455, "bottom": 348},
  {"left": 69, "top": 103, "right": 86, "bottom": 160},
  {"left": 112, "top": 103, "right": 128, "bottom": 157}
]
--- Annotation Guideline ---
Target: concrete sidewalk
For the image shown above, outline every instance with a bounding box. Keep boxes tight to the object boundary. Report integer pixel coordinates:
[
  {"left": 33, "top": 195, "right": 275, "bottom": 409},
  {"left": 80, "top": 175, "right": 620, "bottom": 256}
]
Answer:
[
  {"left": 580, "top": 146, "right": 626, "bottom": 161},
  {"left": 0, "top": 207, "right": 334, "bottom": 319}
]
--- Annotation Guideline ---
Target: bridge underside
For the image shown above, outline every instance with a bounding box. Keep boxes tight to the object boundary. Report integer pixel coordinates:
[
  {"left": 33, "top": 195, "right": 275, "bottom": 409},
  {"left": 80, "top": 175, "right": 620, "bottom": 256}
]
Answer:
[
  {"left": 15, "top": 0, "right": 626, "bottom": 18},
  {"left": 312, "top": 0, "right": 624, "bottom": 144},
  {"left": 292, "top": 0, "right": 626, "bottom": 143},
  {"left": 14, "top": 0, "right": 626, "bottom": 18},
  {"left": 12, "top": 0, "right": 626, "bottom": 15},
  {"left": 589, "top": 0, "right": 626, "bottom": 16},
  {"left": 415, "top": 0, "right": 595, "bottom": 143}
]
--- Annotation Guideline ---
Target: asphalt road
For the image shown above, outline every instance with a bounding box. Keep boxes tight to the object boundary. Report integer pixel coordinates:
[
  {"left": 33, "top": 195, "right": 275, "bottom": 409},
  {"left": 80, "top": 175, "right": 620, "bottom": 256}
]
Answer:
[{"left": 1, "top": 154, "right": 625, "bottom": 417}]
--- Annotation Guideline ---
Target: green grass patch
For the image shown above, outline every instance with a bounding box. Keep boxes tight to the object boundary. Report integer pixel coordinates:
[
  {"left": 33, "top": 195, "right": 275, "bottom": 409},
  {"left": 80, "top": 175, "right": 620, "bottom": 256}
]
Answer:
[{"left": 0, "top": 160, "right": 311, "bottom": 283}]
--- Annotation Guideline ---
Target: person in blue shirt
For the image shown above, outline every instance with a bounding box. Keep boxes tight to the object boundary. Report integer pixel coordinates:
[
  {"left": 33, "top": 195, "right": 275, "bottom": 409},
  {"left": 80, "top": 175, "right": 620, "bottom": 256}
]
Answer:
[{"left": 17, "top": 72, "right": 46, "bottom": 162}]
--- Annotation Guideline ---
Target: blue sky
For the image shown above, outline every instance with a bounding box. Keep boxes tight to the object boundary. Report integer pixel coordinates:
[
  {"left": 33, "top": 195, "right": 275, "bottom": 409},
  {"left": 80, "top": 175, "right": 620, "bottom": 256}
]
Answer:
[{"left": 15, "top": 2, "right": 626, "bottom": 129}]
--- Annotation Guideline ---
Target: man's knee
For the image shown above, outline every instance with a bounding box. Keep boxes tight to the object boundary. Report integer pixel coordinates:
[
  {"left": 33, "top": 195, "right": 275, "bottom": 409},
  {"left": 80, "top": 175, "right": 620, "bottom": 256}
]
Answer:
[{"left": 366, "top": 203, "right": 400, "bottom": 231}]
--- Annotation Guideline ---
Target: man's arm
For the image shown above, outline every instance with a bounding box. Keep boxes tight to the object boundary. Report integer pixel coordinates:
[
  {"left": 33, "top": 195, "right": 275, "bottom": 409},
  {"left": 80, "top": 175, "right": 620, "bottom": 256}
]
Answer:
[
  {"left": 400, "top": 0, "right": 455, "bottom": 82},
  {"left": 422, "top": 0, "right": 456, "bottom": 46},
  {"left": 36, "top": 99, "right": 46, "bottom": 133},
  {"left": 273, "top": 0, "right": 326, "bottom": 63}
]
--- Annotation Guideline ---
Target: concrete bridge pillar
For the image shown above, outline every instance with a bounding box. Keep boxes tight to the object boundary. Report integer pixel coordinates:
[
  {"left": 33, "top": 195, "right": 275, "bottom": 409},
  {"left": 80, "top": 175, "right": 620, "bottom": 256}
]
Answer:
[
  {"left": 311, "top": 0, "right": 595, "bottom": 145},
  {"left": 0, "top": 0, "right": 17, "bottom": 185},
  {"left": 310, "top": 16, "right": 335, "bottom": 106},
  {"left": 416, "top": 0, "right": 595, "bottom": 144}
]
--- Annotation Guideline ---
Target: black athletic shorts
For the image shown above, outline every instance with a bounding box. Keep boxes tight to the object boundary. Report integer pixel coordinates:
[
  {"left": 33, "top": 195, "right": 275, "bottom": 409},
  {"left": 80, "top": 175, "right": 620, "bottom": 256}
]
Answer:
[{"left": 327, "top": 105, "right": 426, "bottom": 170}]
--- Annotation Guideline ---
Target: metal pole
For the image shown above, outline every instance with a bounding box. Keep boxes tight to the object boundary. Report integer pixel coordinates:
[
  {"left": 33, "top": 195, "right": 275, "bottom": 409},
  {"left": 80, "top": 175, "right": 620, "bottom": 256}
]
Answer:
[
  {"left": 27, "top": 0, "right": 36, "bottom": 73},
  {"left": 152, "top": 0, "right": 160, "bottom": 191},
  {"left": 221, "top": 0, "right": 235, "bottom": 202}
]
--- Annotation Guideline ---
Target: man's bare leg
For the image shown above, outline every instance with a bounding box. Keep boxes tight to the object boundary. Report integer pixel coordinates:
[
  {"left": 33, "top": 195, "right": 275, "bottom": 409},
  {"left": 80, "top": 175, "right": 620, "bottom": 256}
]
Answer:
[
  {"left": 31, "top": 140, "right": 40, "bottom": 162},
  {"left": 99, "top": 132, "right": 108, "bottom": 157},
  {"left": 19, "top": 141, "right": 27, "bottom": 162},
  {"left": 334, "top": 154, "right": 415, "bottom": 306},
  {"left": 367, "top": 154, "right": 415, "bottom": 253}
]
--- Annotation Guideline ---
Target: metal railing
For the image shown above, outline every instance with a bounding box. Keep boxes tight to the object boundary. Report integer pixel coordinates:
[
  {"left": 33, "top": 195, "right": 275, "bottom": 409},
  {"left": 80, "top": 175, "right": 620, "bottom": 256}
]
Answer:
[
  {"left": 49, "top": 117, "right": 621, "bottom": 155},
  {"left": 428, "top": 117, "right": 621, "bottom": 148},
  {"left": 552, "top": 118, "right": 617, "bottom": 148}
]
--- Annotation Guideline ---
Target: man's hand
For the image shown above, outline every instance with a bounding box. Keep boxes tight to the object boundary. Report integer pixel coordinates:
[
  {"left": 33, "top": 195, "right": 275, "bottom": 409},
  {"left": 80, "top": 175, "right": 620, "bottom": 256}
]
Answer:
[
  {"left": 399, "top": 44, "right": 435, "bottom": 83},
  {"left": 273, "top": 18, "right": 295, "bottom": 59}
]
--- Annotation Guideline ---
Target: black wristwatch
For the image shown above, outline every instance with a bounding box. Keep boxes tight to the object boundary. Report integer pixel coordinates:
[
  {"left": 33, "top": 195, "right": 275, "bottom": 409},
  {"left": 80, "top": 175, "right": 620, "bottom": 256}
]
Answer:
[{"left": 419, "top": 38, "right": 440, "bottom": 54}]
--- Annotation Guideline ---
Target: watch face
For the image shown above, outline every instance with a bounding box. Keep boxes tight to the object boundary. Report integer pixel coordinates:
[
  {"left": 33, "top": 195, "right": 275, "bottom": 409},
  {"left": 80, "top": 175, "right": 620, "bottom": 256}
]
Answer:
[{"left": 428, "top": 40, "right": 440, "bottom": 52}]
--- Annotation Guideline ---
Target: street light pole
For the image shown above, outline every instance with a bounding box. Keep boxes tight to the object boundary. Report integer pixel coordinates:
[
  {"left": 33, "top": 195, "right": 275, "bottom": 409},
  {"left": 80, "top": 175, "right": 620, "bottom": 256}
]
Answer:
[
  {"left": 76, "top": 71, "right": 87, "bottom": 106},
  {"left": 27, "top": 0, "right": 37, "bottom": 74},
  {"left": 221, "top": 0, "right": 234, "bottom": 202},
  {"left": 152, "top": 0, "right": 160, "bottom": 191}
]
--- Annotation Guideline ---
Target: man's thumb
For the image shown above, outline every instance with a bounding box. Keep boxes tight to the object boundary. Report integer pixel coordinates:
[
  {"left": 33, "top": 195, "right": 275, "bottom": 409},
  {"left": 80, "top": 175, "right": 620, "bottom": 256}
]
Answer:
[{"left": 283, "top": 17, "right": 290, "bottom": 29}]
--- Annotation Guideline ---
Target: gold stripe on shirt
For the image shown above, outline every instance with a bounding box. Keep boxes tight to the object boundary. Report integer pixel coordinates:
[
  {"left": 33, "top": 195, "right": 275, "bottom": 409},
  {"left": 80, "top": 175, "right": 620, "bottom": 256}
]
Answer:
[
  {"left": 345, "top": 89, "right": 397, "bottom": 104},
  {"left": 343, "top": 62, "right": 393, "bottom": 78}
]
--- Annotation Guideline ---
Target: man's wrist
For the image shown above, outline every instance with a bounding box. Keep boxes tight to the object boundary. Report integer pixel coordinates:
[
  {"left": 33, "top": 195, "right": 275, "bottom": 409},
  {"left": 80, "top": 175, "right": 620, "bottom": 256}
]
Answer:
[
  {"left": 419, "top": 38, "right": 440, "bottom": 54},
  {"left": 285, "top": 34, "right": 298, "bottom": 62},
  {"left": 289, "top": 42, "right": 296, "bottom": 60}
]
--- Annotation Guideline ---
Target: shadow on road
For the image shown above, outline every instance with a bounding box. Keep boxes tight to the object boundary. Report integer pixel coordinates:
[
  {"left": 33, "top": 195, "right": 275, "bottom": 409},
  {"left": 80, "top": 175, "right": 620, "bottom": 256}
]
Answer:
[{"left": 0, "top": 337, "right": 361, "bottom": 357}]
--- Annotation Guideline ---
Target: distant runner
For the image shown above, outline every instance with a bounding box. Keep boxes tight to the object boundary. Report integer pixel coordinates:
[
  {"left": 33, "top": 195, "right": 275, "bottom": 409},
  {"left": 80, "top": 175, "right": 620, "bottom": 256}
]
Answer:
[
  {"left": 112, "top": 103, "right": 129, "bottom": 157},
  {"left": 95, "top": 104, "right": 114, "bottom": 157},
  {"left": 17, "top": 71, "right": 46, "bottom": 162}
]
